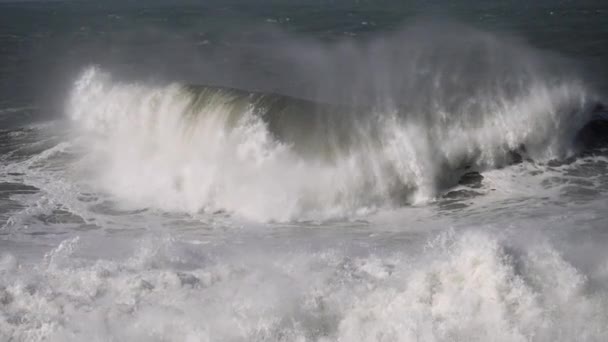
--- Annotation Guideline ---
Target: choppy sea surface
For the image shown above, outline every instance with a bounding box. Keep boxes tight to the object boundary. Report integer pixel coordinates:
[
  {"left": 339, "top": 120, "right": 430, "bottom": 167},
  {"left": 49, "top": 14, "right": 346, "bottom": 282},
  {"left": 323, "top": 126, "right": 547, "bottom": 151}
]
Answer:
[{"left": 1, "top": 1, "right": 608, "bottom": 341}]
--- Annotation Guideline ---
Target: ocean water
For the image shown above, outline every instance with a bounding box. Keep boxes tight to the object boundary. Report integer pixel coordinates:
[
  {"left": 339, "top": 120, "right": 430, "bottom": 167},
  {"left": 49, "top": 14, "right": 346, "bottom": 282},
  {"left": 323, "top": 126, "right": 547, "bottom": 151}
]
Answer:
[{"left": 1, "top": 1, "right": 608, "bottom": 341}]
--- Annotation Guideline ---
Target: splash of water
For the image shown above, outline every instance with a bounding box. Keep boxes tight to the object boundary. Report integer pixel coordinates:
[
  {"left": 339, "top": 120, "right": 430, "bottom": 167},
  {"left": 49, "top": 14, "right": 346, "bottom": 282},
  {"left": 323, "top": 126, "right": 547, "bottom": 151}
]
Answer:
[{"left": 67, "top": 25, "right": 592, "bottom": 221}]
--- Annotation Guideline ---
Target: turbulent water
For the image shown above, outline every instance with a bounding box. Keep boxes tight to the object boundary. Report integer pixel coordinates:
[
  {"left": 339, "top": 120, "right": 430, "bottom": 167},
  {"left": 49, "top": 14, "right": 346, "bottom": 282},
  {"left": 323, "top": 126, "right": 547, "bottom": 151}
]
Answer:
[{"left": 1, "top": 1, "right": 608, "bottom": 341}]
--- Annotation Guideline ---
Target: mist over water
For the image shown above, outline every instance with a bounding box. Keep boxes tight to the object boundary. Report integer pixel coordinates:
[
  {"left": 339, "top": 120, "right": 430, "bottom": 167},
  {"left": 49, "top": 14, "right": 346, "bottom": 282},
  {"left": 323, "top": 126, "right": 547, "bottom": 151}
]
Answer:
[
  {"left": 1, "top": 1, "right": 608, "bottom": 341},
  {"left": 68, "top": 23, "right": 593, "bottom": 221}
]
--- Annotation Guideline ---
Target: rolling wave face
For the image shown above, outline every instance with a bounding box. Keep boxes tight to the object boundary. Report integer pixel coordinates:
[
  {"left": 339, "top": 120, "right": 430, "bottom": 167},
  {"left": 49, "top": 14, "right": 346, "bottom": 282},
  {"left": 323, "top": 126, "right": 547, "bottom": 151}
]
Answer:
[{"left": 68, "top": 32, "right": 592, "bottom": 221}]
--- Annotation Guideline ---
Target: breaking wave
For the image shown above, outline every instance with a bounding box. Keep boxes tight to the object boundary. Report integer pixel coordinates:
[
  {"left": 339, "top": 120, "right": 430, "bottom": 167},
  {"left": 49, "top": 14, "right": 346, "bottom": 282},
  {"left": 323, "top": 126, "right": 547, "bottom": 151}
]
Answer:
[{"left": 67, "top": 27, "right": 594, "bottom": 221}]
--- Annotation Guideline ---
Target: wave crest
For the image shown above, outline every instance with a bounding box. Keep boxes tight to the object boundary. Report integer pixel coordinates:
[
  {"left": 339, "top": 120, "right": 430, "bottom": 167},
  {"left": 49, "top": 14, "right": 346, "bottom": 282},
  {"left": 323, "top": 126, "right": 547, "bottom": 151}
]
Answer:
[{"left": 67, "top": 27, "right": 592, "bottom": 221}]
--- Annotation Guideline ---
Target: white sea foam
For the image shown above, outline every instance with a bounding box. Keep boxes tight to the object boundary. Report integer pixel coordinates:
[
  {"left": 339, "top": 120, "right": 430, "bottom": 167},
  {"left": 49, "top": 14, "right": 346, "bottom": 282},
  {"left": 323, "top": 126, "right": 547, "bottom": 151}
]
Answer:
[{"left": 1, "top": 230, "right": 607, "bottom": 342}]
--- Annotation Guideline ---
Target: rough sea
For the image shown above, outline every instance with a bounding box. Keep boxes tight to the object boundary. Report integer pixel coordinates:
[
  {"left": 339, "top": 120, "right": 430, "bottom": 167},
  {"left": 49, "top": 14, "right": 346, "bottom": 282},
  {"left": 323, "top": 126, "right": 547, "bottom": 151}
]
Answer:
[{"left": 1, "top": 0, "right": 608, "bottom": 341}]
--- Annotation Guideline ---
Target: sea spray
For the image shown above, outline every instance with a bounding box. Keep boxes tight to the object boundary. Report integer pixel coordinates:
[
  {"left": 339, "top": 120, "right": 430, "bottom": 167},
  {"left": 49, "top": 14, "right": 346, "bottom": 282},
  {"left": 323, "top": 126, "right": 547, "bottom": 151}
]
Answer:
[{"left": 67, "top": 24, "right": 593, "bottom": 221}]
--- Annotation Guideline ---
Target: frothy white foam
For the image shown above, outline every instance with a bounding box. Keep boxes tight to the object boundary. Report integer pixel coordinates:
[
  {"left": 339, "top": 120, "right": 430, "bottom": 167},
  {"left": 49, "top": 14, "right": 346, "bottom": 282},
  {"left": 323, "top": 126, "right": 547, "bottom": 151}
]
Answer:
[{"left": 1, "top": 230, "right": 607, "bottom": 341}]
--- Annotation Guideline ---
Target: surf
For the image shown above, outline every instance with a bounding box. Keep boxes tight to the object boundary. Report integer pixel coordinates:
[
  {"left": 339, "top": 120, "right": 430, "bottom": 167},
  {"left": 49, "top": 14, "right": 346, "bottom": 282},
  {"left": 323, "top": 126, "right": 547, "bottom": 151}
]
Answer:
[{"left": 65, "top": 24, "right": 598, "bottom": 222}]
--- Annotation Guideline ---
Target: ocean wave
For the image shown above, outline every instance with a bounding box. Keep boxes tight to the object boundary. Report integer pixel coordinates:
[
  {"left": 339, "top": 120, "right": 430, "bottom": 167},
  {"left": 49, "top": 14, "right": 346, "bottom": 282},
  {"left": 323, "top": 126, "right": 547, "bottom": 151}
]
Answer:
[{"left": 66, "top": 26, "right": 594, "bottom": 221}]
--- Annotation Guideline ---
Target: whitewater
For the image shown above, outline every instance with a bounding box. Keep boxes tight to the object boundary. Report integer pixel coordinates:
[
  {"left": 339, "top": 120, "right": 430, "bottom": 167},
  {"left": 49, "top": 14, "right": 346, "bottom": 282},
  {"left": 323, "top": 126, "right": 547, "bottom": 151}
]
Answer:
[{"left": 1, "top": 1, "right": 608, "bottom": 341}]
